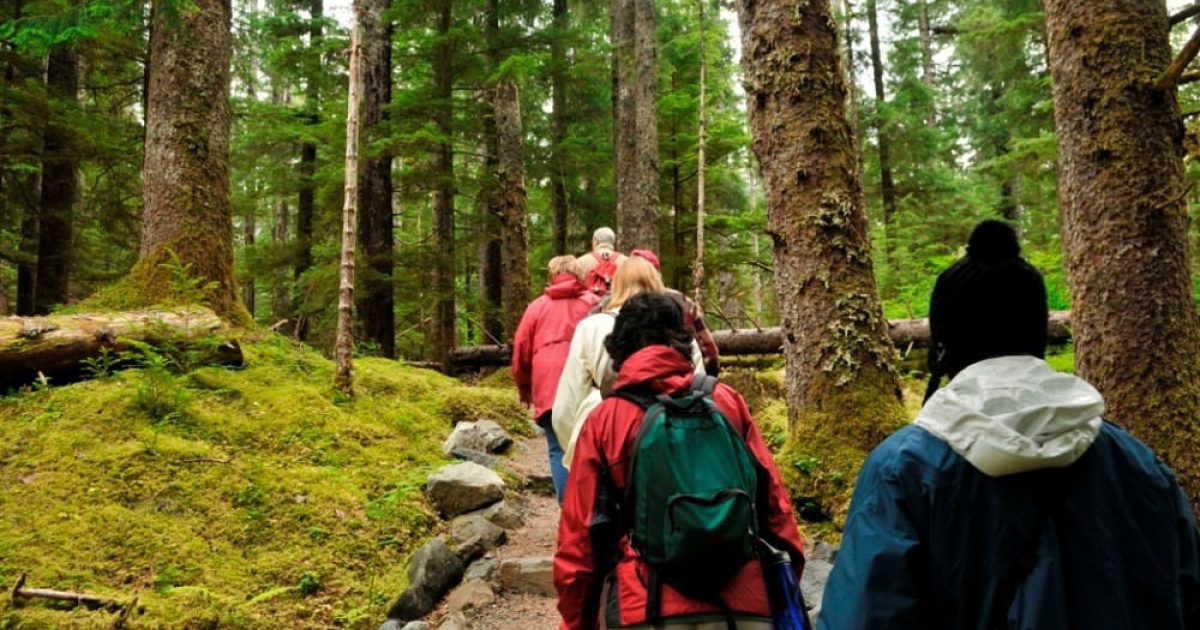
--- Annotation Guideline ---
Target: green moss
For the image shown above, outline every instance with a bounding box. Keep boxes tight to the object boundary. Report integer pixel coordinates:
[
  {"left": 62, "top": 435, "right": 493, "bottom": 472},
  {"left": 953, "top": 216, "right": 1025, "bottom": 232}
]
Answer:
[
  {"left": 0, "top": 335, "right": 453, "bottom": 628},
  {"left": 475, "top": 367, "right": 516, "bottom": 389},
  {"left": 719, "top": 367, "right": 786, "bottom": 415},
  {"left": 439, "top": 385, "right": 534, "bottom": 437}
]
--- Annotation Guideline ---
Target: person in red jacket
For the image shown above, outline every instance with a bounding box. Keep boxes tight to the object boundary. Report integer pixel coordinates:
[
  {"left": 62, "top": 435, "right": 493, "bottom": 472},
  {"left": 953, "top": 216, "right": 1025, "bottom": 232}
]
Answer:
[
  {"left": 512, "top": 255, "right": 601, "bottom": 503},
  {"left": 555, "top": 292, "right": 804, "bottom": 630}
]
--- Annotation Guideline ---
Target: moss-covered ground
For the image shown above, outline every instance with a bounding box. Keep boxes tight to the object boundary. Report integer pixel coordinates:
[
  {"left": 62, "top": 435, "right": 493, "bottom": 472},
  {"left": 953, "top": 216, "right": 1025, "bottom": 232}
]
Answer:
[{"left": 0, "top": 335, "right": 527, "bottom": 629}]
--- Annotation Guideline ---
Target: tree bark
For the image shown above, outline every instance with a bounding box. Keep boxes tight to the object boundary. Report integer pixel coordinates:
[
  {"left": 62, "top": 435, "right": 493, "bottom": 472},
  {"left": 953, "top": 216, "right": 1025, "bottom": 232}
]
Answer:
[
  {"left": 335, "top": 10, "right": 363, "bottom": 396},
  {"left": 35, "top": 44, "right": 79, "bottom": 315},
  {"left": 1045, "top": 0, "right": 1200, "bottom": 512},
  {"left": 432, "top": 0, "right": 456, "bottom": 371},
  {"left": 737, "top": 0, "right": 905, "bottom": 445},
  {"left": 866, "top": 0, "right": 898, "bottom": 234},
  {"left": 494, "top": 78, "right": 530, "bottom": 341},
  {"left": 550, "top": 0, "right": 570, "bottom": 256},
  {"left": 356, "top": 0, "right": 394, "bottom": 358},
  {"left": 138, "top": 0, "right": 244, "bottom": 323},
  {"left": 611, "top": 0, "right": 637, "bottom": 244},
  {"left": 692, "top": 0, "right": 706, "bottom": 303},
  {"left": 917, "top": 0, "right": 936, "bottom": 125},
  {"left": 271, "top": 199, "right": 290, "bottom": 322},
  {"left": 294, "top": 0, "right": 322, "bottom": 341},
  {"left": 841, "top": 0, "right": 866, "bottom": 177},
  {"left": 0, "top": 308, "right": 242, "bottom": 388},
  {"left": 16, "top": 198, "right": 37, "bottom": 317},
  {"left": 479, "top": 0, "right": 502, "bottom": 343},
  {"left": 628, "top": 0, "right": 660, "bottom": 252}
]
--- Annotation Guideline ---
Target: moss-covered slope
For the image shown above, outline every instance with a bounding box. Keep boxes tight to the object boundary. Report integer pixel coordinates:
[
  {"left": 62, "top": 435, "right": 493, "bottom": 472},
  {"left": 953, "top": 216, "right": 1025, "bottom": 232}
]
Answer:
[{"left": 0, "top": 335, "right": 524, "bottom": 629}]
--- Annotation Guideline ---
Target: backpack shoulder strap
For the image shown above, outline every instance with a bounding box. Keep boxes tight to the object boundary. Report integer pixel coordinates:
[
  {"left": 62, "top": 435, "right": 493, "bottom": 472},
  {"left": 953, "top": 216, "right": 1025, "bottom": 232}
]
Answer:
[{"left": 690, "top": 373, "right": 717, "bottom": 397}]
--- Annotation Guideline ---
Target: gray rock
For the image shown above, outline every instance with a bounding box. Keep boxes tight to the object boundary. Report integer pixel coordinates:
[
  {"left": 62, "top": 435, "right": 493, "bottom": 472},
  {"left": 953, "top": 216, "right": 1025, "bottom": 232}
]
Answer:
[
  {"left": 395, "top": 623, "right": 431, "bottom": 630},
  {"left": 444, "top": 579, "right": 496, "bottom": 615},
  {"left": 448, "top": 447, "right": 500, "bottom": 469},
  {"left": 478, "top": 500, "right": 524, "bottom": 530},
  {"left": 426, "top": 462, "right": 505, "bottom": 518},
  {"left": 808, "top": 541, "right": 838, "bottom": 563},
  {"left": 497, "top": 556, "right": 556, "bottom": 597},
  {"left": 450, "top": 514, "right": 507, "bottom": 561},
  {"left": 438, "top": 612, "right": 469, "bottom": 630},
  {"left": 521, "top": 472, "right": 556, "bottom": 498},
  {"left": 387, "top": 537, "right": 465, "bottom": 620},
  {"left": 800, "top": 557, "right": 834, "bottom": 618},
  {"left": 464, "top": 557, "right": 497, "bottom": 582},
  {"left": 376, "top": 621, "right": 405, "bottom": 630},
  {"left": 442, "top": 420, "right": 512, "bottom": 456}
]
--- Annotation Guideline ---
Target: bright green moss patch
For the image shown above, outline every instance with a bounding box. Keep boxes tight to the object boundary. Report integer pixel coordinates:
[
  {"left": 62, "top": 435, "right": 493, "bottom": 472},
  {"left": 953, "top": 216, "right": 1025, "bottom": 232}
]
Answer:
[
  {"left": 0, "top": 335, "right": 457, "bottom": 629},
  {"left": 439, "top": 384, "right": 534, "bottom": 437}
]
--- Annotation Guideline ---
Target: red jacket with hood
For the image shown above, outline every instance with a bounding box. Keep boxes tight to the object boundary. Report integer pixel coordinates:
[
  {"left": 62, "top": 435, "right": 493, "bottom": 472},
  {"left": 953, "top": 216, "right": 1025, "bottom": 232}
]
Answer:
[
  {"left": 512, "top": 274, "right": 601, "bottom": 419},
  {"left": 554, "top": 345, "right": 804, "bottom": 630}
]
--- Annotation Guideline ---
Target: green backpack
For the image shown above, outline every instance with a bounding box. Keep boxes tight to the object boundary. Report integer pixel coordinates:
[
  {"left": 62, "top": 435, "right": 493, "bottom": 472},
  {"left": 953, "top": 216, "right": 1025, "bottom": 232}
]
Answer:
[{"left": 615, "top": 374, "right": 762, "bottom": 607}]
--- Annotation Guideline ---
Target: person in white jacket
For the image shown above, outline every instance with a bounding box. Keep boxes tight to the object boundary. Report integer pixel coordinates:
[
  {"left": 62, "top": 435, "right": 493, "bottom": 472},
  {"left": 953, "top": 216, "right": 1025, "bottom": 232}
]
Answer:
[{"left": 551, "top": 256, "right": 705, "bottom": 469}]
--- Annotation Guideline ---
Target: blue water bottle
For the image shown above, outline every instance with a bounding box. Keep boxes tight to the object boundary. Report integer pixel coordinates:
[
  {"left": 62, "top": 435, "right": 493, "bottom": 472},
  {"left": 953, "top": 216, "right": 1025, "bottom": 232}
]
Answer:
[{"left": 759, "top": 540, "right": 810, "bottom": 630}]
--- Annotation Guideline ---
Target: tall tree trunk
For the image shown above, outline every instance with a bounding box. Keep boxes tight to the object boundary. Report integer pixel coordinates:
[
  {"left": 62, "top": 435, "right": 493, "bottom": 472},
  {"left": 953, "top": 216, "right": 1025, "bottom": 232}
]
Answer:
[
  {"left": 494, "top": 78, "right": 529, "bottom": 340},
  {"left": 627, "top": 0, "right": 660, "bottom": 252},
  {"left": 841, "top": 0, "right": 865, "bottom": 177},
  {"left": 550, "top": 0, "right": 570, "bottom": 256},
  {"left": 271, "top": 199, "right": 291, "bottom": 321},
  {"left": 611, "top": 0, "right": 636, "bottom": 244},
  {"left": 479, "top": 0, "right": 502, "bottom": 343},
  {"left": 335, "top": 7, "right": 362, "bottom": 396},
  {"left": 138, "top": 0, "right": 244, "bottom": 322},
  {"left": 917, "top": 0, "right": 936, "bottom": 125},
  {"left": 432, "top": 0, "right": 456, "bottom": 370},
  {"left": 35, "top": 44, "right": 78, "bottom": 315},
  {"left": 16, "top": 202, "right": 36, "bottom": 316},
  {"left": 692, "top": 0, "right": 706, "bottom": 303},
  {"left": 356, "top": 0, "right": 394, "bottom": 358},
  {"left": 737, "top": 0, "right": 904, "bottom": 445},
  {"left": 1045, "top": 0, "right": 1200, "bottom": 512},
  {"left": 242, "top": 203, "right": 255, "bottom": 315},
  {"left": 866, "top": 0, "right": 897, "bottom": 234},
  {"left": 294, "top": 0, "right": 322, "bottom": 340}
]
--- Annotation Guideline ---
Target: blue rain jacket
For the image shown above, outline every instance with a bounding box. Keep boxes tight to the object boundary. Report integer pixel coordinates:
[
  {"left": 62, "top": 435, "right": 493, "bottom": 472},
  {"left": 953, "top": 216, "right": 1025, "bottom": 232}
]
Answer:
[{"left": 818, "top": 356, "right": 1200, "bottom": 630}]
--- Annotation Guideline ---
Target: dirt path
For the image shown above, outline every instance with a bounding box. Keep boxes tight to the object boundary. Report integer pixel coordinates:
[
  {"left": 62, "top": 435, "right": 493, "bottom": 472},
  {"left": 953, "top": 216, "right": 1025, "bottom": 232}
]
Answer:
[{"left": 430, "top": 434, "right": 562, "bottom": 629}]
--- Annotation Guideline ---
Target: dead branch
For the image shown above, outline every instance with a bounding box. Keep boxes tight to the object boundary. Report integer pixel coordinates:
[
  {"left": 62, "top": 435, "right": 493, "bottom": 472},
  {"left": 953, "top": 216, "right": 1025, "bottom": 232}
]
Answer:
[
  {"left": 1172, "top": 3, "right": 1200, "bottom": 27},
  {"left": 10, "top": 573, "right": 125, "bottom": 611},
  {"left": 1158, "top": 26, "right": 1200, "bottom": 89}
]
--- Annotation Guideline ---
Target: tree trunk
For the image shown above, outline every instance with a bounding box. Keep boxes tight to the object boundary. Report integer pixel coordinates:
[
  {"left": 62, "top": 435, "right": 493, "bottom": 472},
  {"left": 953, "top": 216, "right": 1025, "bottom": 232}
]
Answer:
[
  {"left": 692, "top": 0, "right": 706, "bottom": 303},
  {"left": 737, "top": 0, "right": 905, "bottom": 446},
  {"left": 611, "top": 0, "right": 636, "bottom": 244},
  {"left": 271, "top": 199, "right": 291, "bottom": 322},
  {"left": 294, "top": 0, "right": 322, "bottom": 341},
  {"left": 841, "top": 0, "right": 865, "bottom": 177},
  {"left": 494, "top": 78, "right": 529, "bottom": 341},
  {"left": 356, "top": 0, "right": 394, "bottom": 358},
  {"left": 138, "top": 0, "right": 244, "bottom": 323},
  {"left": 1045, "top": 0, "right": 1200, "bottom": 512},
  {"left": 335, "top": 10, "right": 363, "bottom": 396},
  {"left": 0, "top": 308, "right": 242, "bottom": 389},
  {"left": 550, "top": 0, "right": 570, "bottom": 256},
  {"left": 479, "top": 0, "right": 502, "bottom": 344},
  {"left": 432, "top": 0, "right": 456, "bottom": 371},
  {"left": 917, "top": 0, "right": 936, "bottom": 125},
  {"left": 35, "top": 44, "right": 79, "bottom": 315},
  {"left": 16, "top": 199, "right": 37, "bottom": 317},
  {"left": 866, "top": 0, "right": 897, "bottom": 233},
  {"left": 628, "top": 0, "right": 660, "bottom": 252}
]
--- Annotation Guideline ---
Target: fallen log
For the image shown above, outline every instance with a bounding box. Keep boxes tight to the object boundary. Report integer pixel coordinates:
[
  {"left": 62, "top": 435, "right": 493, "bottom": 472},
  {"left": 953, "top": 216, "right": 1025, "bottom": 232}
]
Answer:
[
  {"left": 10, "top": 572, "right": 126, "bottom": 611},
  {"left": 448, "top": 311, "right": 1072, "bottom": 369},
  {"left": 0, "top": 308, "right": 243, "bottom": 389}
]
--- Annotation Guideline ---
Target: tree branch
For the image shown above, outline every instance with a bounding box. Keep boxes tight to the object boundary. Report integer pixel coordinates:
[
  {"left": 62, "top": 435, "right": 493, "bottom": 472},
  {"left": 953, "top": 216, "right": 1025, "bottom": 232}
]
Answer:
[
  {"left": 1172, "top": 3, "right": 1200, "bottom": 27},
  {"left": 1157, "top": 27, "right": 1200, "bottom": 89}
]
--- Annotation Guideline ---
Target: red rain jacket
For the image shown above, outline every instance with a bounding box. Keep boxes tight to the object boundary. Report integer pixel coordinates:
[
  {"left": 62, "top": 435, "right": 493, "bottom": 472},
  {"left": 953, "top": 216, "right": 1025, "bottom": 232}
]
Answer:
[
  {"left": 512, "top": 274, "right": 601, "bottom": 418},
  {"left": 554, "top": 345, "right": 804, "bottom": 630}
]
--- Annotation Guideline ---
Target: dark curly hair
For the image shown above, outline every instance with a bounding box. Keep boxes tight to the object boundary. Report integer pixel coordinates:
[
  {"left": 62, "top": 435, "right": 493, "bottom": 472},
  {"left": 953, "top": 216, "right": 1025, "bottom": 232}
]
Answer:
[{"left": 605, "top": 292, "right": 694, "bottom": 371}]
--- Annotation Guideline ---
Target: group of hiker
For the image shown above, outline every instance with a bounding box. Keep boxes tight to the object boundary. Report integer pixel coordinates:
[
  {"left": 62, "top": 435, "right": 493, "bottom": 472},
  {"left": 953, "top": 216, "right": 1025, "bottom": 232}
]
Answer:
[{"left": 510, "top": 223, "right": 1200, "bottom": 629}]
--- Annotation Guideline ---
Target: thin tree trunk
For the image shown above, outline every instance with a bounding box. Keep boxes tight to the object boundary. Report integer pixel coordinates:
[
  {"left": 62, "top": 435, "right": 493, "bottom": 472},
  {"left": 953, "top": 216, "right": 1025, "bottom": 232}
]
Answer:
[
  {"left": 494, "top": 78, "right": 529, "bottom": 340},
  {"left": 627, "top": 0, "right": 660, "bottom": 252},
  {"left": 1045, "top": 0, "right": 1200, "bottom": 512},
  {"left": 866, "top": 0, "right": 897, "bottom": 233},
  {"left": 692, "top": 0, "right": 707, "bottom": 303},
  {"left": 479, "top": 0, "right": 502, "bottom": 343},
  {"left": 432, "top": 0, "right": 456, "bottom": 370},
  {"left": 16, "top": 202, "right": 36, "bottom": 316},
  {"left": 356, "top": 0, "right": 394, "bottom": 358},
  {"left": 737, "top": 0, "right": 904, "bottom": 444},
  {"left": 294, "top": 0, "right": 322, "bottom": 340},
  {"left": 842, "top": 0, "right": 865, "bottom": 177},
  {"left": 35, "top": 44, "right": 79, "bottom": 314},
  {"left": 335, "top": 8, "right": 363, "bottom": 396},
  {"left": 550, "top": 0, "right": 570, "bottom": 255},
  {"left": 611, "top": 0, "right": 636, "bottom": 244},
  {"left": 917, "top": 0, "right": 936, "bottom": 124},
  {"left": 138, "top": 0, "right": 243, "bottom": 322},
  {"left": 271, "top": 199, "right": 290, "bottom": 321}
]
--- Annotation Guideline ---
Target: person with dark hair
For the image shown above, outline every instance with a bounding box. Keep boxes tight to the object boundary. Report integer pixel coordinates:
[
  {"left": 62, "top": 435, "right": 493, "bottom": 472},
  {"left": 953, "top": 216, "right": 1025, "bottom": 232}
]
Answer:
[
  {"left": 818, "top": 221, "right": 1200, "bottom": 629},
  {"left": 555, "top": 291, "right": 804, "bottom": 630},
  {"left": 626, "top": 248, "right": 721, "bottom": 376}
]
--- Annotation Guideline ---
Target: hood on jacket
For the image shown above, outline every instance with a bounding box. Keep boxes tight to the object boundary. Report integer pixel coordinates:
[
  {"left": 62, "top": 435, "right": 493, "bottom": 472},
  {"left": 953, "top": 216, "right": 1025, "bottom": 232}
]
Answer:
[
  {"left": 914, "top": 355, "right": 1104, "bottom": 477},
  {"left": 612, "top": 345, "right": 695, "bottom": 395},
  {"left": 545, "top": 274, "right": 589, "bottom": 300}
]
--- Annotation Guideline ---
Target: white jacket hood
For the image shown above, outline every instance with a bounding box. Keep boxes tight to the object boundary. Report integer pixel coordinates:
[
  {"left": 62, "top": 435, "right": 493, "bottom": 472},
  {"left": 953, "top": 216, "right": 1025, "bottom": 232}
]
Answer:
[{"left": 913, "top": 355, "right": 1104, "bottom": 477}]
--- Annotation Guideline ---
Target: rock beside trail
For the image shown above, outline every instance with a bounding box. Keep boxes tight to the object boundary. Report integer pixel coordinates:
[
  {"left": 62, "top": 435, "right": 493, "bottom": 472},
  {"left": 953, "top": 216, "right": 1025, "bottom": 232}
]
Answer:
[
  {"left": 521, "top": 472, "right": 556, "bottom": 498},
  {"left": 448, "top": 447, "right": 502, "bottom": 470},
  {"left": 426, "top": 462, "right": 505, "bottom": 518},
  {"left": 497, "top": 556, "right": 556, "bottom": 597},
  {"left": 801, "top": 552, "right": 835, "bottom": 619},
  {"left": 443, "top": 420, "right": 512, "bottom": 456},
  {"left": 438, "top": 612, "right": 470, "bottom": 630},
  {"left": 464, "top": 557, "right": 497, "bottom": 582},
  {"left": 444, "top": 579, "right": 496, "bottom": 615},
  {"left": 450, "top": 514, "right": 507, "bottom": 561},
  {"left": 387, "top": 537, "right": 465, "bottom": 621},
  {"left": 378, "top": 623, "right": 429, "bottom": 630},
  {"left": 477, "top": 500, "right": 524, "bottom": 530}
]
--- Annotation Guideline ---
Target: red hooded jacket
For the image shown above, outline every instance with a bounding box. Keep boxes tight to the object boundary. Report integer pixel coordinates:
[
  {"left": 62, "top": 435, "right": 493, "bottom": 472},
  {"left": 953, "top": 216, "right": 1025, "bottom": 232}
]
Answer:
[
  {"left": 512, "top": 274, "right": 601, "bottom": 419},
  {"left": 555, "top": 345, "right": 804, "bottom": 630}
]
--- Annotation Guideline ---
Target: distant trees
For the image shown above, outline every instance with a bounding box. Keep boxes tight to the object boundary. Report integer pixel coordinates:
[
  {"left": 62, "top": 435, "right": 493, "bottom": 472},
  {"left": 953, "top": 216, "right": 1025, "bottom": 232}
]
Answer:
[
  {"left": 34, "top": 44, "right": 78, "bottom": 315},
  {"left": 1045, "top": 0, "right": 1200, "bottom": 511},
  {"left": 737, "top": 0, "right": 904, "bottom": 444}
]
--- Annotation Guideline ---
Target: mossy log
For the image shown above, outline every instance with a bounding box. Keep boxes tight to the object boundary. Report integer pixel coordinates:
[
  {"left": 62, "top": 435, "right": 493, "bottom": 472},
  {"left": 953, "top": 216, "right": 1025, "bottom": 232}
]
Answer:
[
  {"left": 449, "top": 311, "right": 1073, "bottom": 368},
  {"left": 0, "top": 309, "right": 242, "bottom": 388}
]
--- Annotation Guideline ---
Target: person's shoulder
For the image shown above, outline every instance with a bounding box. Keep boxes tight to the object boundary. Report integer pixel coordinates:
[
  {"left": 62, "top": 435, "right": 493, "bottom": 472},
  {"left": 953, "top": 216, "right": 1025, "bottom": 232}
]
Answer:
[
  {"left": 862, "top": 424, "right": 956, "bottom": 480},
  {"left": 1088, "top": 422, "right": 1178, "bottom": 489}
]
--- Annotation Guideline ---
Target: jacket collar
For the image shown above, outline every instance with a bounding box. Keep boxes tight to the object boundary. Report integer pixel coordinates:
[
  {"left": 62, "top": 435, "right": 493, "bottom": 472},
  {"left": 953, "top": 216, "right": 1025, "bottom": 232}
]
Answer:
[
  {"left": 545, "top": 274, "right": 587, "bottom": 299},
  {"left": 613, "top": 345, "right": 694, "bottom": 395}
]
